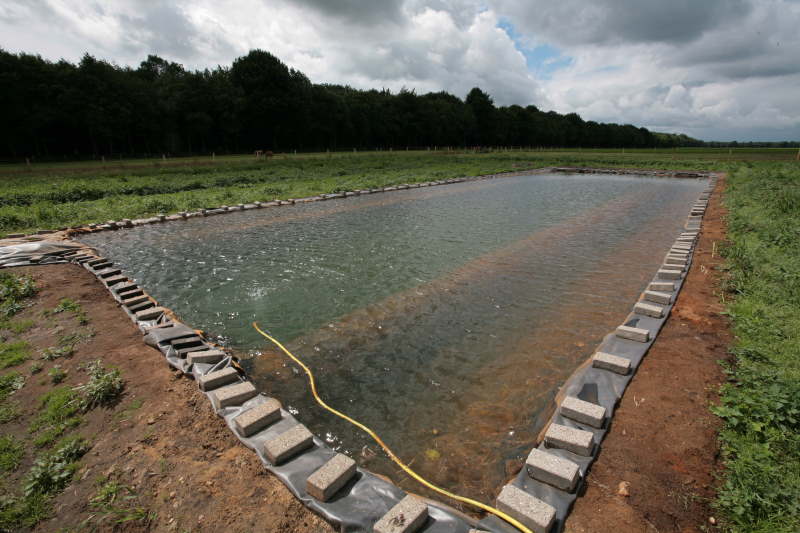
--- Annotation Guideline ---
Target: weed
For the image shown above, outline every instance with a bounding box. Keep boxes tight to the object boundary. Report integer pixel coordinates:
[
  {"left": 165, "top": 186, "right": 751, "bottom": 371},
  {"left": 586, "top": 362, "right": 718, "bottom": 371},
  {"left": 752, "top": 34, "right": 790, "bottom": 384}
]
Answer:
[
  {"left": 24, "top": 437, "right": 89, "bottom": 497},
  {"left": 74, "top": 360, "right": 124, "bottom": 410},
  {"left": 29, "top": 361, "right": 43, "bottom": 374},
  {"left": 0, "top": 340, "right": 30, "bottom": 368},
  {"left": 52, "top": 298, "right": 81, "bottom": 314},
  {"left": 0, "top": 435, "right": 24, "bottom": 472},
  {"left": 84, "top": 477, "right": 155, "bottom": 527},
  {"left": 0, "top": 273, "right": 36, "bottom": 317},
  {"left": 30, "top": 387, "right": 81, "bottom": 447},
  {"left": 0, "top": 372, "right": 25, "bottom": 423},
  {"left": 40, "top": 329, "right": 93, "bottom": 360},
  {"left": 0, "top": 319, "right": 35, "bottom": 334},
  {"left": 48, "top": 366, "right": 66, "bottom": 384}
]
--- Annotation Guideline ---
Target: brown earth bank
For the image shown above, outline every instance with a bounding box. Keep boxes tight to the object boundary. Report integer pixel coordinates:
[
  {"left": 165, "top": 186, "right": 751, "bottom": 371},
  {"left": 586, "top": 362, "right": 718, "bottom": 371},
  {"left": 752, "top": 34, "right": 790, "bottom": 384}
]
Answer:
[
  {"left": 564, "top": 176, "right": 730, "bottom": 533},
  {"left": 1, "top": 264, "right": 334, "bottom": 533}
]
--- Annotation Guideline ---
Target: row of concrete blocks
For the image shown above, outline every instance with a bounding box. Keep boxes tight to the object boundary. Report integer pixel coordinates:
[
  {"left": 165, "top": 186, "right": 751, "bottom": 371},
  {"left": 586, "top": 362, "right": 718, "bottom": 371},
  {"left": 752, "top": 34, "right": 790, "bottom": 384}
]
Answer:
[
  {"left": 63, "top": 250, "right": 482, "bottom": 533},
  {"left": 58, "top": 175, "right": 503, "bottom": 238},
  {"left": 490, "top": 183, "right": 716, "bottom": 533}
]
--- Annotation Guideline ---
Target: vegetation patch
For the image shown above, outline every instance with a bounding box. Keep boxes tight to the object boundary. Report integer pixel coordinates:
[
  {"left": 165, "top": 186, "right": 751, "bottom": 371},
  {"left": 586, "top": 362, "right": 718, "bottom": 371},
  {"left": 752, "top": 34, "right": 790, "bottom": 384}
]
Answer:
[
  {"left": 0, "top": 372, "right": 25, "bottom": 423},
  {"left": 0, "top": 273, "right": 36, "bottom": 318},
  {"left": 30, "top": 387, "right": 82, "bottom": 447},
  {"left": 0, "top": 340, "right": 31, "bottom": 368},
  {"left": 714, "top": 162, "right": 800, "bottom": 532},
  {"left": 84, "top": 477, "right": 155, "bottom": 527},
  {"left": 0, "top": 435, "right": 24, "bottom": 472},
  {"left": 74, "top": 360, "right": 125, "bottom": 410}
]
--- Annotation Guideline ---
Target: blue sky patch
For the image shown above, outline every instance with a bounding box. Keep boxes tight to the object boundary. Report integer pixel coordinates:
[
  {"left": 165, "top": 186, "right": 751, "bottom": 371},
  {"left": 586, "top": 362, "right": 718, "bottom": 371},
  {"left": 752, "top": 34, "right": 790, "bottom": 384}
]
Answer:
[{"left": 497, "top": 18, "right": 573, "bottom": 79}]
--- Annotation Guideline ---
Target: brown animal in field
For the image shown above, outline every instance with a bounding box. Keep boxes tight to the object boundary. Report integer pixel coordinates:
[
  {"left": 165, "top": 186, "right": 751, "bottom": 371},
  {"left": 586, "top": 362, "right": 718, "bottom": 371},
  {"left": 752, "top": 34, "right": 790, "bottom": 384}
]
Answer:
[{"left": 254, "top": 150, "right": 274, "bottom": 159}]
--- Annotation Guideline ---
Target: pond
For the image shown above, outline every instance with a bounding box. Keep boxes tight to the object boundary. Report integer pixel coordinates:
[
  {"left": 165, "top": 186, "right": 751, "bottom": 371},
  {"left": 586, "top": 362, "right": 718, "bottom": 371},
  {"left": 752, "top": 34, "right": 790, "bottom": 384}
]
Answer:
[{"left": 80, "top": 172, "right": 705, "bottom": 507}]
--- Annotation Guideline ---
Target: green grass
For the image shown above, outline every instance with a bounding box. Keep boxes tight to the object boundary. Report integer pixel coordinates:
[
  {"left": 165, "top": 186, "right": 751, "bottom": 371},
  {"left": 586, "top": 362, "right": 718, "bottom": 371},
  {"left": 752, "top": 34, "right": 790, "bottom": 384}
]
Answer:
[
  {"left": 0, "top": 273, "right": 36, "bottom": 318},
  {"left": 1, "top": 148, "right": 794, "bottom": 236},
  {"left": 0, "top": 372, "right": 25, "bottom": 423},
  {"left": 712, "top": 162, "right": 800, "bottom": 532},
  {"left": 29, "top": 387, "right": 82, "bottom": 448},
  {"left": 0, "top": 319, "right": 35, "bottom": 335},
  {"left": 84, "top": 477, "right": 155, "bottom": 527},
  {"left": 0, "top": 435, "right": 24, "bottom": 472},
  {"left": 0, "top": 340, "right": 31, "bottom": 368}
]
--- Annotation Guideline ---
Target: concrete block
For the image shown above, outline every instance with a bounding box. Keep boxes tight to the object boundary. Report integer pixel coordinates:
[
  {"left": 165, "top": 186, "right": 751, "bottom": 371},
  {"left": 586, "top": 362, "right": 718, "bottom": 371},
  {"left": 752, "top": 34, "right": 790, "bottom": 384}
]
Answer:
[
  {"left": 592, "top": 351, "right": 631, "bottom": 375},
  {"left": 128, "top": 300, "right": 155, "bottom": 313},
  {"left": 104, "top": 275, "right": 128, "bottom": 286},
  {"left": 657, "top": 268, "right": 682, "bottom": 280},
  {"left": 306, "top": 453, "right": 357, "bottom": 501},
  {"left": 496, "top": 485, "right": 555, "bottom": 533},
  {"left": 525, "top": 448, "right": 580, "bottom": 491},
  {"left": 198, "top": 366, "right": 239, "bottom": 391},
  {"left": 644, "top": 290, "right": 672, "bottom": 305},
  {"left": 97, "top": 267, "right": 122, "bottom": 278},
  {"left": 544, "top": 423, "right": 595, "bottom": 456},
  {"left": 89, "top": 261, "right": 112, "bottom": 271},
  {"left": 115, "top": 282, "right": 139, "bottom": 294},
  {"left": 122, "top": 295, "right": 150, "bottom": 308},
  {"left": 373, "top": 495, "right": 428, "bottom": 533},
  {"left": 649, "top": 281, "right": 675, "bottom": 292},
  {"left": 233, "top": 398, "right": 282, "bottom": 437},
  {"left": 264, "top": 424, "right": 314, "bottom": 465},
  {"left": 616, "top": 324, "right": 650, "bottom": 342},
  {"left": 560, "top": 396, "right": 606, "bottom": 428},
  {"left": 187, "top": 349, "right": 226, "bottom": 365},
  {"left": 209, "top": 381, "right": 257, "bottom": 409},
  {"left": 134, "top": 306, "right": 165, "bottom": 321},
  {"left": 634, "top": 301, "right": 664, "bottom": 318}
]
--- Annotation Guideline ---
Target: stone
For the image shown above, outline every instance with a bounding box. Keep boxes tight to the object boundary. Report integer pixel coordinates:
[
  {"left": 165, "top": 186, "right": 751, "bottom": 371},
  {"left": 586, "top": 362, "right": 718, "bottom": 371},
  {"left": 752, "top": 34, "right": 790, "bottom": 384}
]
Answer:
[
  {"left": 264, "top": 424, "right": 314, "bottom": 465},
  {"left": 657, "top": 268, "right": 682, "bottom": 280},
  {"left": 560, "top": 396, "right": 606, "bottom": 428},
  {"left": 373, "top": 495, "right": 428, "bottom": 533},
  {"left": 306, "top": 453, "right": 357, "bottom": 501},
  {"left": 103, "top": 275, "right": 128, "bottom": 286},
  {"left": 496, "top": 485, "right": 555, "bottom": 533},
  {"left": 198, "top": 367, "right": 239, "bottom": 391},
  {"left": 634, "top": 301, "right": 665, "bottom": 318},
  {"left": 187, "top": 349, "right": 226, "bottom": 365},
  {"left": 122, "top": 295, "right": 150, "bottom": 308},
  {"left": 544, "top": 423, "right": 595, "bottom": 456},
  {"left": 134, "top": 307, "right": 165, "bottom": 321},
  {"left": 616, "top": 324, "right": 650, "bottom": 342},
  {"left": 128, "top": 301, "right": 155, "bottom": 313},
  {"left": 87, "top": 257, "right": 108, "bottom": 266},
  {"left": 592, "top": 352, "right": 631, "bottom": 374},
  {"left": 649, "top": 281, "right": 675, "bottom": 292},
  {"left": 233, "top": 398, "right": 282, "bottom": 437},
  {"left": 525, "top": 448, "right": 580, "bottom": 491},
  {"left": 209, "top": 381, "right": 258, "bottom": 409},
  {"left": 644, "top": 290, "right": 672, "bottom": 305}
]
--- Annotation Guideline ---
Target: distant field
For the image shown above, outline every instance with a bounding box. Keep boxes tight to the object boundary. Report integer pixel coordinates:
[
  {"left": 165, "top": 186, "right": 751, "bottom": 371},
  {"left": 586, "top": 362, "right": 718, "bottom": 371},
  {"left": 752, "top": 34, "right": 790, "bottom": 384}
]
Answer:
[{"left": 0, "top": 148, "right": 796, "bottom": 236}]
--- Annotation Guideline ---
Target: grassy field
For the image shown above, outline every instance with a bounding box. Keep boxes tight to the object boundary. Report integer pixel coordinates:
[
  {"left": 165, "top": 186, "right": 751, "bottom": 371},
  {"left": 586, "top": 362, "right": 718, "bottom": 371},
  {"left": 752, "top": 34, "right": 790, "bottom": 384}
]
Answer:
[
  {"left": 1, "top": 148, "right": 799, "bottom": 530},
  {"left": 0, "top": 148, "right": 797, "bottom": 237}
]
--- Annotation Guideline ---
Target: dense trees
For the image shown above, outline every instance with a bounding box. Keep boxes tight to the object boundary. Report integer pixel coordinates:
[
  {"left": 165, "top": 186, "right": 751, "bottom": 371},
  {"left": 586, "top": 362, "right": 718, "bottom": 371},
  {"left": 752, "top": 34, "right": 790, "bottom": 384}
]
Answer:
[{"left": 0, "top": 48, "right": 701, "bottom": 161}]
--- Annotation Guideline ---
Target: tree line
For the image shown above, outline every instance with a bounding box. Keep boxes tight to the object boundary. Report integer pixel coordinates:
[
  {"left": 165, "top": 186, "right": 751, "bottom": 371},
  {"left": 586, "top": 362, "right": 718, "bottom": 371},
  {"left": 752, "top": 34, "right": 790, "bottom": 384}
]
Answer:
[{"left": 0, "top": 48, "right": 703, "bottom": 161}]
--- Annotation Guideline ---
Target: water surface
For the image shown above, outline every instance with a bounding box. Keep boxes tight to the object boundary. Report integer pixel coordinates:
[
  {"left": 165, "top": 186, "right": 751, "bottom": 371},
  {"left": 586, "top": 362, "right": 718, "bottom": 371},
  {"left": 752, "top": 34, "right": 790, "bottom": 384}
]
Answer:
[{"left": 80, "top": 173, "right": 704, "bottom": 506}]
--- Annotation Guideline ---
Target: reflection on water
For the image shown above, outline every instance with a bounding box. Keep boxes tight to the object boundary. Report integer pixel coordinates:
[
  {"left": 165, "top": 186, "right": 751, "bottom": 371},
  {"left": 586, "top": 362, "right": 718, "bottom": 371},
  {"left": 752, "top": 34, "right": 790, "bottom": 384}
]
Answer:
[{"left": 80, "top": 173, "right": 704, "bottom": 507}]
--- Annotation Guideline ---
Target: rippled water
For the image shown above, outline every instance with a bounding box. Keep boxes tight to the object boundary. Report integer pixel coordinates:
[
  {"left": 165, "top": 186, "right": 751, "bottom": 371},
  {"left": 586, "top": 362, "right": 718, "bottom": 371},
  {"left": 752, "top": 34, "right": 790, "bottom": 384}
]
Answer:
[{"left": 80, "top": 173, "right": 705, "bottom": 506}]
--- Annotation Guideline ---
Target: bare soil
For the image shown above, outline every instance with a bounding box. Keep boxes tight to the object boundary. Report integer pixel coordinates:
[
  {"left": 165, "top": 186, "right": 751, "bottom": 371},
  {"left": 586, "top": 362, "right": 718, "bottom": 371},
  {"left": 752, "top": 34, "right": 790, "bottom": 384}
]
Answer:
[
  {"left": 2, "top": 264, "right": 333, "bottom": 533},
  {"left": 565, "top": 176, "right": 730, "bottom": 533}
]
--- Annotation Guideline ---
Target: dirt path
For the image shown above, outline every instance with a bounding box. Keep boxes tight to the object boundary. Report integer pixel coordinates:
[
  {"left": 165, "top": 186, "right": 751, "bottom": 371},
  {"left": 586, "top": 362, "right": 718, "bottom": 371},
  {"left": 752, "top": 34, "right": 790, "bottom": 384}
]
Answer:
[
  {"left": 564, "top": 176, "right": 730, "bottom": 532},
  {"left": 2, "top": 264, "right": 333, "bottom": 533}
]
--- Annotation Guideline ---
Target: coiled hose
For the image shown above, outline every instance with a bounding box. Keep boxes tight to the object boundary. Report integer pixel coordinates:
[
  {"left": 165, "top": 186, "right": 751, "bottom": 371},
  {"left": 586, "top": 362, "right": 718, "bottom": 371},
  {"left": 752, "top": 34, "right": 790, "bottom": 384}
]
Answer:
[{"left": 253, "top": 322, "right": 530, "bottom": 533}]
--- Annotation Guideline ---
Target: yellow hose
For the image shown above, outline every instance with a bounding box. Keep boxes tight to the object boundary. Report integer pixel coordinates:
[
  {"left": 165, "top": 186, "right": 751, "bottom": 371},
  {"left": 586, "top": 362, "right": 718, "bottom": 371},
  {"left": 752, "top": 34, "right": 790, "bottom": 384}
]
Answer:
[{"left": 253, "top": 322, "right": 531, "bottom": 533}]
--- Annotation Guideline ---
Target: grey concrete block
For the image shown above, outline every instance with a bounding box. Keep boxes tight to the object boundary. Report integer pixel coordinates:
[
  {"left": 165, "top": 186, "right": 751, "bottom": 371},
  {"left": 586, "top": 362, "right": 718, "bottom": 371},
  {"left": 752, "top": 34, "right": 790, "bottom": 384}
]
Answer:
[
  {"left": 657, "top": 268, "right": 682, "bottom": 280},
  {"left": 373, "top": 495, "right": 428, "bottom": 533},
  {"left": 209, "top": 381, "right": 257, "bottom": 409},
  {"left": 649, "top": 281, "right": 675, "bottom": 293},
  {"left": 525, "top": 448, "right": 580, "bottom": 491},
  {"left": 544, "top": 423, "right": 595, "bottom": 456},
  {"left": 560, "top": 396, "right": 606, "bottom": 428},
  {"left": 634, "top": 301, "right": 665, "bottom": 318},
  {"left": 122, "top": 295, "right": 150, "bottom": 308},
  {"left": 187, "top": 349, "right": 226, "bottom": 365},
  {"left": 198, "top": 366, "right": 239, "bottom": 391},
  {"left": 616, "top": 324, "right": 650, "bottom": 342},
  {"left": 134, "top": 306, "right": 165, "bottom": 321},
  {"left": 104, "top": 275, "right": 128, "bottom": 286},
  {"left": 264, "top": 424, "right": 314, "bottom": 465},
  {"left": 306, "top": 453, "right": 357, "bottom": 501},
  {"left": 644, "top": 290, "right": 672, "bottom": 305},
  {"left": 233, "top": 398, "right": 282, "bottom": 437},
  {"left": 97, "top": 267, "right": 122, "bottom": 278},
  {"left": 592, "top": 351, "right": 631, "bottom": 374},
  {"left": 496, "top": 485, "right": 555, "bottom": 533}
]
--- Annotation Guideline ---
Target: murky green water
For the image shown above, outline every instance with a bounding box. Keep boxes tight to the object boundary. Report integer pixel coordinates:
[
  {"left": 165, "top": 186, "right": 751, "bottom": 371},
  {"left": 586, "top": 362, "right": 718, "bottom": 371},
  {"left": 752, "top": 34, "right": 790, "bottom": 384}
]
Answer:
[{"left": 80, "top": 173, "right": 705, "bottom": 506}]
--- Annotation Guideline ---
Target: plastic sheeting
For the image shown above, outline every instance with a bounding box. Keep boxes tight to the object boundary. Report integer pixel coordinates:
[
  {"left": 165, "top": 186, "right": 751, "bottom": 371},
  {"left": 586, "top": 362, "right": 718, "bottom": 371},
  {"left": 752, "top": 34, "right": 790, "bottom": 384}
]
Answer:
[{"left": 0, "top": 241, "right": 84, "bottom": 267}]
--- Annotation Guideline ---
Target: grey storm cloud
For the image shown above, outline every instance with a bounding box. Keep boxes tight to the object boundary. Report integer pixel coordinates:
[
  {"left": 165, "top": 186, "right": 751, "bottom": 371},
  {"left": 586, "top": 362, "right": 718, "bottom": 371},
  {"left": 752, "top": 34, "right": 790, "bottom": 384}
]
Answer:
[{"left": 291, "top": 0, "right": 404, "bottom": 24}]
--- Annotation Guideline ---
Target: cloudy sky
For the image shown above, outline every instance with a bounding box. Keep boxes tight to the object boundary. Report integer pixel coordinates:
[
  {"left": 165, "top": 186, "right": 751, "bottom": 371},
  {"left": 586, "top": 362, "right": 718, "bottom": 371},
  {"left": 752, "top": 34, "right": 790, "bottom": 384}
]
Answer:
[{"left": 2, "top": 0, "right": 799, "bottom": 141}]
